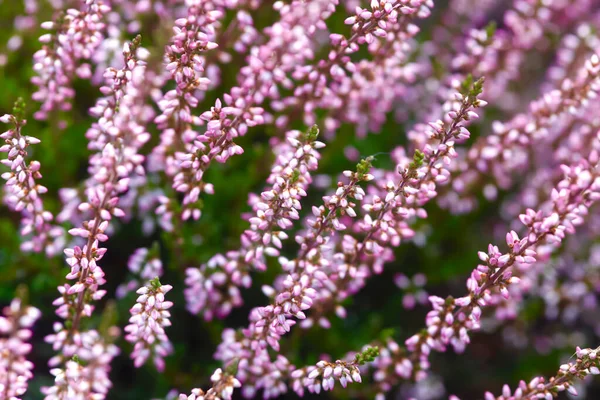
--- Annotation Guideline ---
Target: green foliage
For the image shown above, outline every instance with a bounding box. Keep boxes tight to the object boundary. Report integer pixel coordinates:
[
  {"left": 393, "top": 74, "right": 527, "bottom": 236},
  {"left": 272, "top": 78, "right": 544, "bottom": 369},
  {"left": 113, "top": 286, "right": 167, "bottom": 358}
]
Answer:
[
  {"left": 408, "top": 149, "right": 425, "bottom": 170},
  {"left": 353, "top": 346, "right": 380, "bottom": 366},
  {"left": 460, "top": 74, "right": 485, "bottom": 98},
  {"left": 12, "top": 97, "right": 26, "bottom": 121}
]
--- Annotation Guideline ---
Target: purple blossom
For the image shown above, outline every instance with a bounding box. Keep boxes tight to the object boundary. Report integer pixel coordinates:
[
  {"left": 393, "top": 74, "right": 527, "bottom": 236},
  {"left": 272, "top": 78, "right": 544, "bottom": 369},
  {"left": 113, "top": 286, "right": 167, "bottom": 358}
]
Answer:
[
  {"left": 124, "top": 279, "right": 174, "bottom": 371},
  {"left": 46, "top": 36, "right": 150, "bottom": 393},
  {"left": 0, "top": 298, "right": 41, "bottom": 400},
  {"left": 445, "top": 53, "right": 600, "bottom": 213},
  {"left": 7, "top": 0, "right": 600, "bottom": 398},
  {"left": 369, "top": 151, "right": 600, "bottom": 394},
  {"left": 0, "top": 102, "right": 64, "bottom": 255},
  {"left": 32, "top": 0, "right": 110, "bottom": 122},
  {"left": 172, "top": 0, "right": 338, "bottom": 221},
  {"left": 185, "top": 126, "right": 324, "bottom": 320},
  {"left": 290, "top": 346, "right": 378, "bottom": 396},
  {"left": 42, "top": 331, "right": 119, "bottom": 399}
]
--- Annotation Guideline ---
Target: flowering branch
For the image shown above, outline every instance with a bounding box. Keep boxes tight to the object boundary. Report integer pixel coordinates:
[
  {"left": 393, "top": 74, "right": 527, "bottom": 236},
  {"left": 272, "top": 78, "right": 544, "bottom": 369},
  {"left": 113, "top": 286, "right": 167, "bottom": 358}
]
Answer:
[
  {"left": 215, "top": 156, "right": 374, "bottom": 396},
  {"left": 32, "top": 0, "right": 110, "bottom": 122},
  {"left": 304, "top": 75, "right": 486, "bottom": 328},
  {"left": 290, "top": 346, "right": 379, "bottom": 396},
  {"left": 483, "top": 346, "right": 600, "bottom": 399},
  {"left": 44, "top": 36, "right": 149, "bottom": 398},
  {"left": 369, "top": 151, "right": 600, "bottom": 395},
  {"left": 0, "top": 296, "right": 41, "bottom": 400},
  {"left": 0, "top": 99, "right": 62, "bottom": 255},
  {"left": 151, "top": 0, "right": 221, "bottom": 182},
  {"left": 125, "top": 278, "right": 173, "bottom": 371},
  {"left": 446, "top": 53, "right": 600, "bottom": 213},
  {"left": 275, "top": 0, "right": 433, "bottom": 133},
  {"left": 172, "top": 0, "right": 338, "bottom": 220},
  {"left": 185, "top": 125, "right": 325, "bottom": 320}
]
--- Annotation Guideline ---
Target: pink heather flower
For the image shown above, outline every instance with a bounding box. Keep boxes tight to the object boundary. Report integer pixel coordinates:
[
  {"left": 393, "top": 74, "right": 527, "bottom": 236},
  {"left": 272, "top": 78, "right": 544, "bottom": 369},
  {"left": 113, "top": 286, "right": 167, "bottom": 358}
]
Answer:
[
  {"left": 256, "top": 156, "right": 375, "bottom": 332},
  {"left": 274, "top": 0, "right": 433, "bottom": 136},
  {"left": 291, "top": 360, "right": 361, "bottom": 395},
  {"left": 172, "top": 0, "right": 338, "bottom": 221},
  {"left": 47, "top": 36, "right": 150, "bottom": 376},
  {"left": 32, "top": 0, "right": 110, "bottom": 121},
  {"left": 214, "top": 158, "right": 374, "bottom": 396},
  {"left": 485, "top": 345, "right": 600, "bottom": 399},
  {"left": 57, "top": 38, "right": 157, "bottom": 231},
  {"left": 368, "top": 151, "right": 600, "bottom": 393},
  {"left": 290, "top": 346, "right": 378, "bottom": 396},
  {"left": 116, "top": 247, "right": 163, "bottom": 298},
  {"left": 0, "top": 298, "right": 41, "bottom": 400},
  {"left": 0, "top": 101, "right": 64, "bottom": 256},
  {"left": 179, "top": 368, "right": 241, "bottom": 400},
  {"left": 234, "top": 126, "right": 325, "bottom": 270},
  {"left": 41, "top": 330, "right": 119, "bottom": 400},
  {"left": 445, "top": 53, "right": 600, "bottom": 213},
  {"left": 150, "top": 0, "right": 222, "bottom": 181},
  {"left": 243, "top": 159, "right": 377, "bottom": 348},
  {"left": 184, "top": 126, "right": 324, "bottom": 320},
  {"left": 294, "top": 77, "right": 485, "bottom": 329},
  {"left": 124, "top": 278, "right": 174, "bottom": 371}
]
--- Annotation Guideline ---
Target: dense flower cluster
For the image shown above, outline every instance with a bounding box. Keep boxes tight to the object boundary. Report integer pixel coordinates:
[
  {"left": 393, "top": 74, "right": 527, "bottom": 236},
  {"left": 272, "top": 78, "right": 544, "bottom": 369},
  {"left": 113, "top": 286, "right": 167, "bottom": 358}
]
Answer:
[
  {"left": 172, "top": 0, "right": 338, "bottom": 220},
  {"left": 366, "top": 152, "right": 600, "bottom": 395},
  {"left": 124, "top": 278, "right": 173, "bottom": 371},
  {"left": 0, "top": 297, "right": 41, "bottom": 400},
  {"left": 46, "top": 35, "right": 149, "bottom": 367},
  {"left": 32, "top": 0, "right": 110, "bottom": 122},
  {"left": 4, "top": 0, "right": 600, "bottom": 399},
  {"left": 42, "top": 332, "right": 119, "bottom": 400},
  {"left": 185, "top": 125, "right": 324, "bottom": 320},
  {"left": 290, "top": 346, "right": 379, "bottom": 395},
  {"left": 0, "top": 99, "right": 63, "bottom": 255}
]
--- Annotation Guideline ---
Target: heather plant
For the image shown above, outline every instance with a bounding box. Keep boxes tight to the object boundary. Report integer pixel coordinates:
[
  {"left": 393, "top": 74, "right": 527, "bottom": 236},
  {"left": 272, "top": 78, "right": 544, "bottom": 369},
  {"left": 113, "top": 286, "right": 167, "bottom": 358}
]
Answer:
[{"left": 3, "top": 0, "right": 600, "bottom": 399}]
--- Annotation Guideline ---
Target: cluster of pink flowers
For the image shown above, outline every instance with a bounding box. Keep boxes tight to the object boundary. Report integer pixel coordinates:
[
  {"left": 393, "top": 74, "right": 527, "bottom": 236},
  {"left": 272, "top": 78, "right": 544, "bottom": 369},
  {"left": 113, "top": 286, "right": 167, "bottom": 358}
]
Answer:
[
  {"left": 124, "top": 278, "right": 173, "bottom": 371},
  {"left": 0, "top": 297, "right": 41, "bottom": 399},
  {"left": 5, "top": 0, "right": 600, "bottom": 399},
  {"left": 0, "top": 101, "right": 63, "bottom": 255},
  {"left": 171, "top": 0, "right": 338, "bottom": 221},
  {"left": 479, "top": 346, "right": 600, "bottom": 400},
  {"left": 42, "top": 330, "right": 119, "bottom": 399},
  {"left": 185, "top": 125, "right": 324, "bottom": 320},
  {"left": 365, "top": 151, "right": 600, "bottom": 396},
  {"left": 32, "top": 0, "right": 110, "bottom": 122},
  {"left": 290, "top": 346, "right": 379, "bottom": 395},
  {"left": 39, "top": 34, "right": 149, "bottom": 399},
  {"left": 47, "top": 35, "right": 149, "bottom": 367}
]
